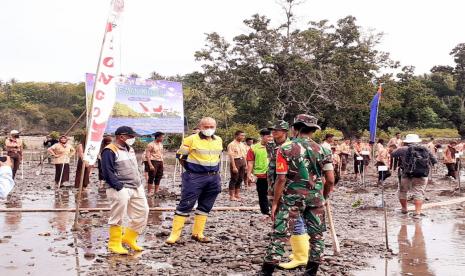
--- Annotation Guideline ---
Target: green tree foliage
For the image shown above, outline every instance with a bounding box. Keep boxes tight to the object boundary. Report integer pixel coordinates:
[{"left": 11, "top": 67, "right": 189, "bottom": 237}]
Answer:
[
  {"left": 132, "top": 139, "right": 148, "bottom": 153},
  {"left": 0, "top": 80, "right": 84, "bottom": 134},
  {"left": 215, "top": 123, "right": 260, "bottom": 147},
  {"left": 45, "top": 108, "right": 76, "bottom": 132},
  {"left": 191, "top": 1, "right": 397, "bottom": 137},
  {"left": 1, "top": 0, "right": 465, "bottom": 140}
]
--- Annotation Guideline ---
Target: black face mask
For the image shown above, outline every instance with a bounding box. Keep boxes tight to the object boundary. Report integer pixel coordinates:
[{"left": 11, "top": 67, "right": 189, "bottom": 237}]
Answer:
[{"left": 13, "top": 135, "right": 20, "bottom": 139}]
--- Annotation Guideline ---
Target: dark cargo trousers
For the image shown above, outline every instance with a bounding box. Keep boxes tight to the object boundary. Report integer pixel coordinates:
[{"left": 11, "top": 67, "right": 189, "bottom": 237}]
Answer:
[{"left": 175, "top": 171, "right": 222, "bottom": 216}]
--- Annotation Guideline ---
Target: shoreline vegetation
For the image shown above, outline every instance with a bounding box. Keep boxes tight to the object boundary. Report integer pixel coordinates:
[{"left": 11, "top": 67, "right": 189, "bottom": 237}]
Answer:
[{"left": 1, "top": 1, "right": 465, "bottom": 140}]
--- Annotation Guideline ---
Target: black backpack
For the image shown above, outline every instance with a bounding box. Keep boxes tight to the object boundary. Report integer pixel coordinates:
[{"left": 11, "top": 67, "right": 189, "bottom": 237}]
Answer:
[{"left": 404, "top": 145, "right": 431, "bottom": 177}]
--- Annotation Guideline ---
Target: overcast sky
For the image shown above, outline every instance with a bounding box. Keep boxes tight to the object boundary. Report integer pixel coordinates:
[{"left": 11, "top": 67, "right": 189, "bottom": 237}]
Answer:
[{"left": 0, "top": 0, "right": 463, "bottom": 83}]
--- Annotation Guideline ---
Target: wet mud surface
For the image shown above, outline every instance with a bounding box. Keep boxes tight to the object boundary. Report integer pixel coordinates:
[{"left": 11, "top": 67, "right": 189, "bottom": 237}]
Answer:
[{"left": 1, "top": 158, "right": 465, "bottom": 275}]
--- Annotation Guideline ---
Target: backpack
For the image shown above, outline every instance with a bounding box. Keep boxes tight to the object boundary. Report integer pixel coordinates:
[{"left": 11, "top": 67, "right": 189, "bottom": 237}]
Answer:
[{"left": 404, "top": 145, "right": 431, "bottom": 177}]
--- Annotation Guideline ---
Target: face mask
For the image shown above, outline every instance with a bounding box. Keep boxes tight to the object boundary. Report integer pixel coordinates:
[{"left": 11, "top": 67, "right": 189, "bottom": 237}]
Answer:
[
  {"left": 125, "top": 137, "right": 136, "bottom": 146},
  {"left": 201, "top": 128, "right": 215, "bottom": 137}
]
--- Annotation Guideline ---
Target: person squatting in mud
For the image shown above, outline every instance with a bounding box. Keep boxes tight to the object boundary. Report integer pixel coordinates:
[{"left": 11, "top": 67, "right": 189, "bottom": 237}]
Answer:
[{"left": 261, "top": 114, "right": 335, "bottom": 276}]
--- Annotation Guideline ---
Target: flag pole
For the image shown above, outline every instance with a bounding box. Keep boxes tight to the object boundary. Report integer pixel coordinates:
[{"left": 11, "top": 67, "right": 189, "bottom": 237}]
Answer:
[
  {"left": 73, "top": 0, "right": 123, "bottom": 231},
  {"left": 371, "top": 84, "right": 382, "bottom": 159}
]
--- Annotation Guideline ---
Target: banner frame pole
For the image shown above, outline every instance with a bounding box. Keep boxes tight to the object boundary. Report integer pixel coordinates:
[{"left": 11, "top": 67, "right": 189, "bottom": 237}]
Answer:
[{"left": 74, "top": 0, "right": 120, "bottom": 231}]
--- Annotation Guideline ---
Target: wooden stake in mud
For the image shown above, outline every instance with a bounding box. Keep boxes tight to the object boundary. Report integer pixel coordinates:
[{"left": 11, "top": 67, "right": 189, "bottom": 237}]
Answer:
[
  {"left": 57, "top": 162, "right": 65, "bottom": 190},
  {"left": 172, "top": 158, "right": 178, "bottom": 186},
  {"left": 378, "top": 165, "right": 389, "bottom": 250},
  {"left": 0, "top": 206, "right": 262, "bottom": 213},
  {"left": 457, "top": 154, "right": 462, "bottom": 193},
  {"left": 356, "top": 156, "right": 363, "bottom": 185},
  {"left": 35, "top": 154, "right": 44, "bottom": 176},
  {"left": 21, "top": 159, "right": 24, "bottom": 180},
  {"left": 173, "top": 133, "right": 185, "bottom": 187},
  {"left": 325, "top": 199, "right": 341, "bottom": 255},
  {"left": 361, "top": 151, "right": 370, "bottom": 187},
  {"left": 35, "top": 154, "right": 48, "bottom": 175},
  {"left": 73, "top": 160, "right": 87, "bottom": 231}
]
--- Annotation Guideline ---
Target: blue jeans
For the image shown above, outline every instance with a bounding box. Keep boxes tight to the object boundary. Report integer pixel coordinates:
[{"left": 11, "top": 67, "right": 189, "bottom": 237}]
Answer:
[
  {"left": 176, "top": 172, "right": 221, "bottom": 216},
  {"left": 293, "top": 216, "right": 306, "bottom": 235}
]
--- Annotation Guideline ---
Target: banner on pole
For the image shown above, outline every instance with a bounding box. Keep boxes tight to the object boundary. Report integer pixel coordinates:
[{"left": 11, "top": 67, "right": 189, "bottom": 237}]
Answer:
[
  {"left": 85, "top": 74, "right": 185, "bottom": 135},
  {"left": 83, "top": 0, "right": 125, "bottom": 166},
  {"left": 369, "top": 85, "right": 382, "bottom": 143}
]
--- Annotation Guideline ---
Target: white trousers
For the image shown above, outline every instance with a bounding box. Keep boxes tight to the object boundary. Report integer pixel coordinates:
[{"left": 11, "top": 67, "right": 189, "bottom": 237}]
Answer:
[{"left": 106, "top": 185, "right": 149, "bottom": 233}]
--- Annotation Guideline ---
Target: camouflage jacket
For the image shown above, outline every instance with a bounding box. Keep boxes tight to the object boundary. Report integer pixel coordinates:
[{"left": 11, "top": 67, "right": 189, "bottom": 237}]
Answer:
[
  {"left": 266, "top": 138, "right": 291, "bottom": 184},
  {"left": 277, "top": 137, "right": 332, "bottom": 205}
]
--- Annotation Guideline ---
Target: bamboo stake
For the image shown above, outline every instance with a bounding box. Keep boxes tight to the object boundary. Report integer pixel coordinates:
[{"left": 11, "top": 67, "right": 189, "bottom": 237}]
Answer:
[
  {"left": 406, "top": 196, "right": 465, "bottom": 211},
  {"left": 72, "top": 0, "right": 115, "bottom": 231},
  {"left": 64, "top": 110, "right": 86, "bottom": 137},
  {"left": 380, "top": 170, "right": 389, "bottom": 251},
  {"left": 2, "top": 195, "right": 465, "bottom": 213},
  {"left": 72, "top": 160, "right": 87, "bottom": 231},
  {"left": 325, "top": 199, "right": 341, "bottom": 255},
  {"left": 0, "top": 206, "right": 261, "bottom": 213},
  {"left": 21, "top": 159, "right": 24, "bottom": 180},
  {"left": 57, "top": 163, "right": 65, "bottom": 190}
]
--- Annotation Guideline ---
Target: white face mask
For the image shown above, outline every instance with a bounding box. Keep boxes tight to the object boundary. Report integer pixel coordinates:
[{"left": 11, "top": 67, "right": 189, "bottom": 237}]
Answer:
[
  {"left": 125, "top": 137, "right": 136, "bottom": 146},
  {"left": 201, "top": 128, "right": 215, "bottom": 137}
]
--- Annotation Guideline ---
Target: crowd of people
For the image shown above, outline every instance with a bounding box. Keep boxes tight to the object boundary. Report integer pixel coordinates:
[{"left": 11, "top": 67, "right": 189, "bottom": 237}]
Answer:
[{"left": 1, "top": 120, "right": 463, "bottom": 276}]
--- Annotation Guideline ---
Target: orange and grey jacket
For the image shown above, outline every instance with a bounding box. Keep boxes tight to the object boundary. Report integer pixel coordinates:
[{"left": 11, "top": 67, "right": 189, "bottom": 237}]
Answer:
[{"left": 101, "top": 143, "right": 142, "bottom": 190}]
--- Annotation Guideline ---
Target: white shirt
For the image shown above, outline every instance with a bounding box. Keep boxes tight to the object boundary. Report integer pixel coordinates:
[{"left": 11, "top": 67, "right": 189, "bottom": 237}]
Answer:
[
  {"left": 321, "top": 141, "right": 332, "bottom": 151},
  {"left": 0, "top": 166, "right": 15, "bottom": 199}
]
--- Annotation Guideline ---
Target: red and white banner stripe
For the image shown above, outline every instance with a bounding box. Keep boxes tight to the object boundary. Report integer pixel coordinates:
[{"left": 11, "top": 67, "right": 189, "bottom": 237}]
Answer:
[{"left": 83, "top": 0, "right": 124, "bottom": 165}]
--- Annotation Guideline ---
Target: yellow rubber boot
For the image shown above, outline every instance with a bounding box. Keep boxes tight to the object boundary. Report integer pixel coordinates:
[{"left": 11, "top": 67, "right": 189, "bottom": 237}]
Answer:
[
  {"left": 279, "top": 234, "right": 309, "bottom": 269},
  {"left": 108, "top": 225, "right": 129, "bottom": 254},
  {"left": 286, "top": 235, "right": 297, "bottom": 261},
  {"left": 191, "top": 214, "right": 210, "bottom": 242},
  {"left": 166, "top": 215, "right": 186, "bottom": 244},
  {"left": 122, "top": 227, "right": 143, "bottom": 251}
]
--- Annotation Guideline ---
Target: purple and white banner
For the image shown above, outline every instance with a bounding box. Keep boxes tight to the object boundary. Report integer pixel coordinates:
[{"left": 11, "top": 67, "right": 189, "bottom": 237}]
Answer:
[{"left": 85, "top": 74, "right": 185, "bottom": 136}]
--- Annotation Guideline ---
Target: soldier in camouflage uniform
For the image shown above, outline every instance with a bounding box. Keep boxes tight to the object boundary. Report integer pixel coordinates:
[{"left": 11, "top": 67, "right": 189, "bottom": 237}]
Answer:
[
  {"left": 266, "top": 121, "right": 291, "bottom": 199},
  {"left": 267, "top": 120, "right": 309, "bottom": 270},
  {"left": 260, "top": 114, "right": 335, "bottom": 276}
]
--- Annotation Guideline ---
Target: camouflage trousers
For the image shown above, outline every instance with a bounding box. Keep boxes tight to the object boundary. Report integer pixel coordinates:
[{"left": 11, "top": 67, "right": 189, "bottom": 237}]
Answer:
[{"left": 264, "top": 194, "right": 326, "bottom": 264}]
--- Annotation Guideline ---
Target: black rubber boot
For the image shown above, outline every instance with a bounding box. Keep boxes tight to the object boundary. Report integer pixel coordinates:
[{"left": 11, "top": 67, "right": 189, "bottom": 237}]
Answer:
[
  {"left": 303, "top": 261, "right": 320, "bottom": 276},
  {"left": 259, "top": 262, "right": 276, "bottom": 276}
]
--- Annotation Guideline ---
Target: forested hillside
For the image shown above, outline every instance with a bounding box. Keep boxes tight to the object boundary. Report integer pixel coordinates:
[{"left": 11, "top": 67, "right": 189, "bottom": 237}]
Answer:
[{"left": 1, "top": 4, "right": 465, "bottom": 138}]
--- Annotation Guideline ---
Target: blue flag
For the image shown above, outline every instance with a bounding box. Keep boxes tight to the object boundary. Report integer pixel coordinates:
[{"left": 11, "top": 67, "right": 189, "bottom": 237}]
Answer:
[{"left": 369, "top": 86, "right": 382, "bottom": 143}]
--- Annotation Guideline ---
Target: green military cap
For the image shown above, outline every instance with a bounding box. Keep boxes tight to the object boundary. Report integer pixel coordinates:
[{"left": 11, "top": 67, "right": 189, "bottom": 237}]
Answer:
[
  {"left": 293, "top": 114, "right": 321, "bottom": 130},
  {"left": 268, "top": 120, "right": 289, "bottom": 131}
]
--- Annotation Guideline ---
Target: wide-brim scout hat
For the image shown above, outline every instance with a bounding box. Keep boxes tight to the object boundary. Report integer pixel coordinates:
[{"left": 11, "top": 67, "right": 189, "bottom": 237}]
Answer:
[
  {"left": 268, "top": 120, "right": 289, "bottom": 131},
  {"left": 292, "top": 114, "right": 321, "bottom": 130},
  {"left": 403, "top": 134, "right": 421, "bottom": 143}
]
